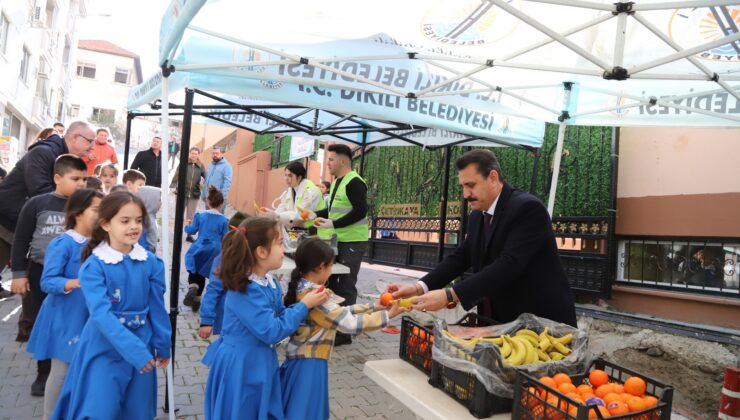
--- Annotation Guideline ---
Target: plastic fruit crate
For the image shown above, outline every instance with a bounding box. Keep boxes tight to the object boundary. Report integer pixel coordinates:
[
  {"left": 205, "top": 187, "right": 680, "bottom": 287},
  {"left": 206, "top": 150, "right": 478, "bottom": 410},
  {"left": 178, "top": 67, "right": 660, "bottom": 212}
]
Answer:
[
  {"left": 512, "top": 358, "right": 674, "bottom": 420},
  {"left": 399, "top": 316, "right": 434, "bottom": 375},
  {"left": 429, "top": 312, "right": 512, "bottom": 418}
]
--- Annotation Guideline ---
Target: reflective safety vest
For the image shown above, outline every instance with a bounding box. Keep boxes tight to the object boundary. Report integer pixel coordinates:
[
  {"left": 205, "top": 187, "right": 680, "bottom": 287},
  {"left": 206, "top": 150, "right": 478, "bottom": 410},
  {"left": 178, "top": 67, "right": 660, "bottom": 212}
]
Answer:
[{"left": 318, "top": 171, "right": 368, "bottom": 242}]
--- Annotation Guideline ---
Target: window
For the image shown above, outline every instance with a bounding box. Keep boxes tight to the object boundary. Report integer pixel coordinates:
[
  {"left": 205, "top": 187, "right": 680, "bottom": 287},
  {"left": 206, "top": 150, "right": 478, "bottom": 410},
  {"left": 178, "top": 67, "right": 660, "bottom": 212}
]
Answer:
[
  {"left": 76, "top": 63, "right": 96, "bottom": 79},
  {"left": 56, "top": 89, "right": 64, "bottom": 121},
  {"left": 91, "top": 107, "right": 115, "bottom": 124},
  {"left": 0, "top": 13, "right": 9, "bottom": 55},
  {"left": 19, "top": 47, "right": 31, "bottom": 83},
  {"left": 69, "top": 104, "right": 79, "bottom": 118},
  {"left": 617, "top": 237, "right": 740, "bottom": 297},
  {"left": 114, "top": 68, "right": 129, "bottom": 84}
]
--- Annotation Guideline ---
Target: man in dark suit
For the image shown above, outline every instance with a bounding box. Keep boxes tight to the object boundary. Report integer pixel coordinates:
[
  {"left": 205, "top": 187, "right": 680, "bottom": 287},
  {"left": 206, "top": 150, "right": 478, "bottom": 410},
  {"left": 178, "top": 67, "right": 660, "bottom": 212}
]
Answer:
[{"left": 389, "top": 149, "right": 577, "bottom": 326}]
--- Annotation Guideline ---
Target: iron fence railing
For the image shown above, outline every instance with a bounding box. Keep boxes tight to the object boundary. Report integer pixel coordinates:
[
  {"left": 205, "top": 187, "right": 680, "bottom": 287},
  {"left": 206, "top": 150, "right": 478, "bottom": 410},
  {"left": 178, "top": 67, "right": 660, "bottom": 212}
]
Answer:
[{"left": 617, "top": 235, "right": 740, "bottom": 298}]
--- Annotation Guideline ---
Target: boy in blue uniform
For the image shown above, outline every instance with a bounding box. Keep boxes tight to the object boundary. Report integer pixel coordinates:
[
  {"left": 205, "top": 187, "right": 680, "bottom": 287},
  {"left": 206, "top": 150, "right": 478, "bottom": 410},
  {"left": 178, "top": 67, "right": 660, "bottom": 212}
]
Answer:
[{"left": 10, "top": 154, "right": 87, "bottom": 396}]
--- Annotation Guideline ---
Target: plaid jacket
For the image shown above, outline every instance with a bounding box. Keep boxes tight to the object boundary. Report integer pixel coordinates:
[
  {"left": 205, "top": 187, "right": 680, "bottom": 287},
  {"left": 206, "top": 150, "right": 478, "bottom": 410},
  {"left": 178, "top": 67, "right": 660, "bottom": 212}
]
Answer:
[{"left": 284, "top": 280, "right": 389, "bottom": 360}]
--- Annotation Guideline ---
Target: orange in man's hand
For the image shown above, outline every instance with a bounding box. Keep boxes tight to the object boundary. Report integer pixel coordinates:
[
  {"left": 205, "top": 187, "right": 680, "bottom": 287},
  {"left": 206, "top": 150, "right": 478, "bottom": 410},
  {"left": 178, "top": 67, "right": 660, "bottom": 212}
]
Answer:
[{"left": 380, "top": 292, "right": 394, "bottom": 307}]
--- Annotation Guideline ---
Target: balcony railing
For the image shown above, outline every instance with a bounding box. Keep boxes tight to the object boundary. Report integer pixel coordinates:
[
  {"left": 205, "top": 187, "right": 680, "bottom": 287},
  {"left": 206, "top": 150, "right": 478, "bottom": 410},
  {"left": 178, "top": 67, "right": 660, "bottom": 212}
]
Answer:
[{"left": 617, "top": 236, "right": 740, "bottom": 298}]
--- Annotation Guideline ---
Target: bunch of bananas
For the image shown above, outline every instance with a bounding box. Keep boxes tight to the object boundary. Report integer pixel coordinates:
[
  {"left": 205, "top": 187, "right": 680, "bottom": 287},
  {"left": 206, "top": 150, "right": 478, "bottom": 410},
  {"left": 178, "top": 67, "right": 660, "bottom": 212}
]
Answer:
[
  {"left": 489, "top": 328, "right": 573, "bottom": 366},
  {"left": 442, "top": 328, "right": 574, "bottom": 366}
]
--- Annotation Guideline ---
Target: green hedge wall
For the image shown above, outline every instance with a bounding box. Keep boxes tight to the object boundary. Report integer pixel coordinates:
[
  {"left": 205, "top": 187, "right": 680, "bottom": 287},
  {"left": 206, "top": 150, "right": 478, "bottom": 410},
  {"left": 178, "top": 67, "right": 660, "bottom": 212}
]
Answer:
[{"left": 357, "top": 123, "right": 613, "bottom": 217}]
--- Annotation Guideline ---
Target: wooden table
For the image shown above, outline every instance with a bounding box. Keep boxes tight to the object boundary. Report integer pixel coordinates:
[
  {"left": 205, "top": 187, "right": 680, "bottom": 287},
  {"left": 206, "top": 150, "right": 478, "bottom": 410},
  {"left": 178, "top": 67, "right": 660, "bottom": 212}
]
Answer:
[{"left": 363, "top": 359, "right": 510, "bottom": 420}]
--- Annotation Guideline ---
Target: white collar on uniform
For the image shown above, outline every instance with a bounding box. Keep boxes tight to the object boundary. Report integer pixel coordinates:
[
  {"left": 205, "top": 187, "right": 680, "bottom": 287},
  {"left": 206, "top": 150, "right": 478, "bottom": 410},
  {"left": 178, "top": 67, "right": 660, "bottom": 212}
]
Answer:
[
  {"left": 93, "top": 242, "right": 148, "bottom": 264},
  {"left": 205, "top": 208, "right": 222, "bottom": 216},
  {"left": 249, "top": 272, "right": 277, "bottom": 288},
  {"left": 65, "top": 229, "right": 89, "bottom": 244}
]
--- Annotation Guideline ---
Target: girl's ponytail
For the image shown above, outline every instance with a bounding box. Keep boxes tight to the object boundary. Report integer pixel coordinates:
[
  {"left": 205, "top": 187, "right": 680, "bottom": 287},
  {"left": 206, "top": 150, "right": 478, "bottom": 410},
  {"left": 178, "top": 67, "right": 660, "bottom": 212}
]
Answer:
[
  {"left": 284, "top": 267, "right": 302, "bottom": 306},
  {"left": 219, "top": 216, "right": 279, "bottom": 292}
]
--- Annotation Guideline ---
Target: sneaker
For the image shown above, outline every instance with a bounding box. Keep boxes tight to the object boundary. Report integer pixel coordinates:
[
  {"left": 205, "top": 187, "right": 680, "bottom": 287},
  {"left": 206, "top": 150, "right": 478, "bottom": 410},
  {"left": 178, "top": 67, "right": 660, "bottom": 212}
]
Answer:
[
  {"left": 30, "top": 372, "right": 49, "bottom": 396},
  {"left": 185, "top": 235, "right": 194, "bottom": 243},
  {"left": 334, "top": 332, "right": 352, "bottom": 347},
  {"left": 183, "top": 285, "right": 198, "bottom": 308}
]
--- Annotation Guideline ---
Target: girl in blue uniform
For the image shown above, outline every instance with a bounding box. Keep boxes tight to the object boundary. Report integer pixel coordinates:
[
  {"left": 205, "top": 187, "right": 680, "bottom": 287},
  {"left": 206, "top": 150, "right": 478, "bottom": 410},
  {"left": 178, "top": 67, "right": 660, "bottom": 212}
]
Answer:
[
  {"left": 51, "top": 191, "right": 171, "bottom": 420},
  {"left": 183, "top": 186, "right": 229, "bottom": 313},
  {"left": 198, "top": 212, "right": 249, "bottom": 339},
  {"left": 27, "top": 189, "right": 103, "bottom": 420},
  {"left": 203, "top": 216, "right": 329, "bottom": 420},
  {"left": 280, "top": 238, "right": 407, "bottom": 420}
]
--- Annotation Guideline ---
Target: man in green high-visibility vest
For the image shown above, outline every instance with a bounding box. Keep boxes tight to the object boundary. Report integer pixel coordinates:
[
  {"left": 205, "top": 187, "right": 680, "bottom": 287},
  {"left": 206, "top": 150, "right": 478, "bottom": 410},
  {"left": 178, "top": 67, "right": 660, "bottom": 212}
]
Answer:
[{"left": 311, "top": 144, "right": 369, "bottom": 346}]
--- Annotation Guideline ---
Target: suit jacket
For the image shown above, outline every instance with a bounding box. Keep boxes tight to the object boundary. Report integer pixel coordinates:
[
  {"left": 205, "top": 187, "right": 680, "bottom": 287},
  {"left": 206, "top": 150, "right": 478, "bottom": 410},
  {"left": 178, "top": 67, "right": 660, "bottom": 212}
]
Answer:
[{"left": 421, "top": 183, "right": 577, "bottom": 327}]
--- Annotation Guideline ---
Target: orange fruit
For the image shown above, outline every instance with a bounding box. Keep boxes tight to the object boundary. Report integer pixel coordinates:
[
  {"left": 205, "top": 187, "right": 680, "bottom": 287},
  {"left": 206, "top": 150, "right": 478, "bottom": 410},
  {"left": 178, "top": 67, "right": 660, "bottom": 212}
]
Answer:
[
  {"left": 577, "top": 384, "right": 595, "bottom": 395},
  {"left": 603, "top": 393, "right": 622, "bottom": 405},
  {"left": 589, "top": 369, "right": 610, "bottom": 388},
  {"left": 595, "top": 384, "right": 615, "bottom": 398},
  {"left": 380, "top": 293, "right": 394, "bottom": 307},
  {"left": 624, "top": 376, "right": 647, "bottom": 396},
  {"left": 539, "top": 376, "right": 558, "bottom": 390},
  {"left": 607, "top": 401, "right": 630, "bottom": 415},
  {"left": 619, "top": 393, "right": 633, "bottom": 403},
  {"left": 643, "top": 395, "right": 658, "bottom": 407},
  {"left": 558, "top": 383, "right": 577, "bottom": 394},
  {"left": 553, "top": 373, "right": 573, "bottom": 385},
  {"left": 581, "top": 393, "right": 597, "bottom": 401},
  {"left": 627, "top": 396, "right": 646, "bottom": 412},
  {"left": 588, "top": 406, "right": 611, "bottom": 419},
  {"left": 611, "top": 384, "right": 624, "bottom": 394}
]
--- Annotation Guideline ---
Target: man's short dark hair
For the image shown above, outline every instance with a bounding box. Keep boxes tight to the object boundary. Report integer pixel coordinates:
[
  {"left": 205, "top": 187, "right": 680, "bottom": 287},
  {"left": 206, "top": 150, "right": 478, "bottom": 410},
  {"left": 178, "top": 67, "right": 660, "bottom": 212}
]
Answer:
[
  {"left": 455, "top": 149, "right": 503, "bottom": 180},
  {"left": 54, "top": 154, "right": 87, "bottom": 176},
  {"left": 123, "top": 169, "right": 146, "bottom": 184},
  {"left": 53, "top": 122, "right": 64, "bottom": 129},
  {"left": 96, "top": 128, "right": 109, "bottom": 135},
  {"left": 327, "top": 144, "right": 353, "bottom": 161},
  {"left": 213, "top": 145, "right": 223, "bottom": 152},
  {"left": 189, "top": 146, "right": 201, "bottom": 153}
]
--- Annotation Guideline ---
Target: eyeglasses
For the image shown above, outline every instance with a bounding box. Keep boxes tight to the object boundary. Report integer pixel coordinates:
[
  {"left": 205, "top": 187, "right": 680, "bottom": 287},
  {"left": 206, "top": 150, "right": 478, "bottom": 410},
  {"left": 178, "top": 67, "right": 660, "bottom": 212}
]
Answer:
[{"left": 76, "top": 134, "right": 95, "bottom": 144}]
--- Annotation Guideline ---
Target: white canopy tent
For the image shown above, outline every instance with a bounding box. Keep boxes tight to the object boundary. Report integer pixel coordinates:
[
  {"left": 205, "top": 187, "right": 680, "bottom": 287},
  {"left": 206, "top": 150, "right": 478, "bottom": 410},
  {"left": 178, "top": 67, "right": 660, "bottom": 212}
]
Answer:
[{"left": 129, "top": 1, "right": 740, "bottom": 416}]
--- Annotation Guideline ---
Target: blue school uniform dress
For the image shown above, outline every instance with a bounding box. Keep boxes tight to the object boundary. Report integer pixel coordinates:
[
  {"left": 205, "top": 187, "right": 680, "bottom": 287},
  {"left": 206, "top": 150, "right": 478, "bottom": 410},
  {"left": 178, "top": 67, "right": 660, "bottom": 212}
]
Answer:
[
  {"left": 185, "top": 209, "right": 229, "bottom": 277},
  {"left": 203, "top": 273, "right": 308, "bottom": 420},
  {"left": 199, "top": 254, "right": 225, "bottom": 334},
  {"left": 27, "top": 230, "right": 89, "bottom": 363},
  {"left": 51, "top": 242, "right": 171, "bottom": 420}
]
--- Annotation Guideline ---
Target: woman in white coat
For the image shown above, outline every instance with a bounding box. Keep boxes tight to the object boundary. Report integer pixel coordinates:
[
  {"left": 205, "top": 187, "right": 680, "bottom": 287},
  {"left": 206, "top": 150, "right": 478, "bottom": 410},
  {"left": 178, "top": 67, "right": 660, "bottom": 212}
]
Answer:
[{"left": 270, "top": 161, "right": 325, "bottom": 227}]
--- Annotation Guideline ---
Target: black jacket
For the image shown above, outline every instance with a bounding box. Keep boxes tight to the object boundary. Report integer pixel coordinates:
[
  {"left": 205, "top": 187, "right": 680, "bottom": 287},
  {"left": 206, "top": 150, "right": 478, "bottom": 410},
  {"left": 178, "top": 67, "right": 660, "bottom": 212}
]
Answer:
[
  {"left": 130, "top": 149, "right": 162, "bottom": 186},
  {"left": 421, "top": 183, "right": 577, "bottom": 327},
  {"left": 0, "top": 135, "right": 69, "bottom": 230},
  {"left": 170, "top": 161, "right": 205, "bottom": 199}
]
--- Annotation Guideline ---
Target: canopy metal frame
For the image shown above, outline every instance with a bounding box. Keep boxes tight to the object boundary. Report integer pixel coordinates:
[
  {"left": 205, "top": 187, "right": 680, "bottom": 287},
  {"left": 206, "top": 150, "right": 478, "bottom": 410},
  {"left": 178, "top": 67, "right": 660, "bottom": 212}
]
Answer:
[{"left": 165, "top": 2, "right": 740, "bottom": 126}]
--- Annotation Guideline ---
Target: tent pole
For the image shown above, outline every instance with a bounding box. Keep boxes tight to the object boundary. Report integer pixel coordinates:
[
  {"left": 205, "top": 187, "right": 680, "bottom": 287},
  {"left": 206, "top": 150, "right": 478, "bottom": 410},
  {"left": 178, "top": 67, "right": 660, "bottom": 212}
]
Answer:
[
  {"left": 124, "top": 112, "right": 133, "bottom": 170},
  {"left": 437, "top": 146, "right": 451, "bottom": 263},
  {"left": 530, "top": 148, "right": 541, "bottom": 194},
  {"left": 546, "top": 82, "right": 573, "bottom": 216},
  {"left": 158, "top": 73, "right": 177, "bottom": 420},
  {"left": 359, "top": 131, "right": 367, "bottom": 177}
]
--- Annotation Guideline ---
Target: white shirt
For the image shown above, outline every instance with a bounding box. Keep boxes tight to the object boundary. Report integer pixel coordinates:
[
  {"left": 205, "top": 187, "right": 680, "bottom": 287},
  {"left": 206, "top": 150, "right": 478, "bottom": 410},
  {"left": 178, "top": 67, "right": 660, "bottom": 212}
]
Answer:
[{"left": 418, "top": 193, "right": 500, "bottom": 294}]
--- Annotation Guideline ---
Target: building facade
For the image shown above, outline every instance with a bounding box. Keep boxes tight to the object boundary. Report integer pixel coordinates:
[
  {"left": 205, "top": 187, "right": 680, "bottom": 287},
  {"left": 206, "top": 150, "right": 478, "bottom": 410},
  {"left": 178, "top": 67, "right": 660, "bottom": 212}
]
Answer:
[{"left": 0, "top": 0, "right": 87, "bottom": 164}]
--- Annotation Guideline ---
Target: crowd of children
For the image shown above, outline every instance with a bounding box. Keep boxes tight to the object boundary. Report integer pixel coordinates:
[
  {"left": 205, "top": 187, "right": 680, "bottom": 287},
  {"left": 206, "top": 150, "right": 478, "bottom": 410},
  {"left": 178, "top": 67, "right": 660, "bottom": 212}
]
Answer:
[{"left": 6, "top": 152, "right": 408, "bottom": 420}]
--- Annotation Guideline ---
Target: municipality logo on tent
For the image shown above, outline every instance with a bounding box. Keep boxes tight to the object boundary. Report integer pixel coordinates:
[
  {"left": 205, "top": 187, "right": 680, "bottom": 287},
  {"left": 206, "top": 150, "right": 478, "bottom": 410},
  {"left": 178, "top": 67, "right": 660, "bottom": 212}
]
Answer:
[
  {"left": 421, "top": 0, "right": 520, "bottom": 45},
  {"left": 669, "top": 6, "right": 740, "bottom": 62},
  {"left": 232, "top": 47, "right": 284, "bottom": 89}
]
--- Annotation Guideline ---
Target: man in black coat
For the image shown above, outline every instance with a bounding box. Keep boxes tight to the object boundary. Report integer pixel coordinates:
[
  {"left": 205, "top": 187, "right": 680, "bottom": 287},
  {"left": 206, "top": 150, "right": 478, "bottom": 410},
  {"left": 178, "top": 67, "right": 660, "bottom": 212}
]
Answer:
[
  {"left": 389, "top": 149, "right": 577, "bottom": 327},
  {"left": 0, "top": 121, "right": 95, "bottom": 332},
  {"left": 130, "top": 136, "right": 163, "bottom": 186}
]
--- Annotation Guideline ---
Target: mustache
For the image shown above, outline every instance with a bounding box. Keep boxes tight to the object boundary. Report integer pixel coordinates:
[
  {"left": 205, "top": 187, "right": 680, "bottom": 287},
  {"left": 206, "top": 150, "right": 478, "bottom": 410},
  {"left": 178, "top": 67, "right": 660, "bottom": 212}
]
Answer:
[{"left": 466, "top": 197, "right": 478, "bottom": 202}]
